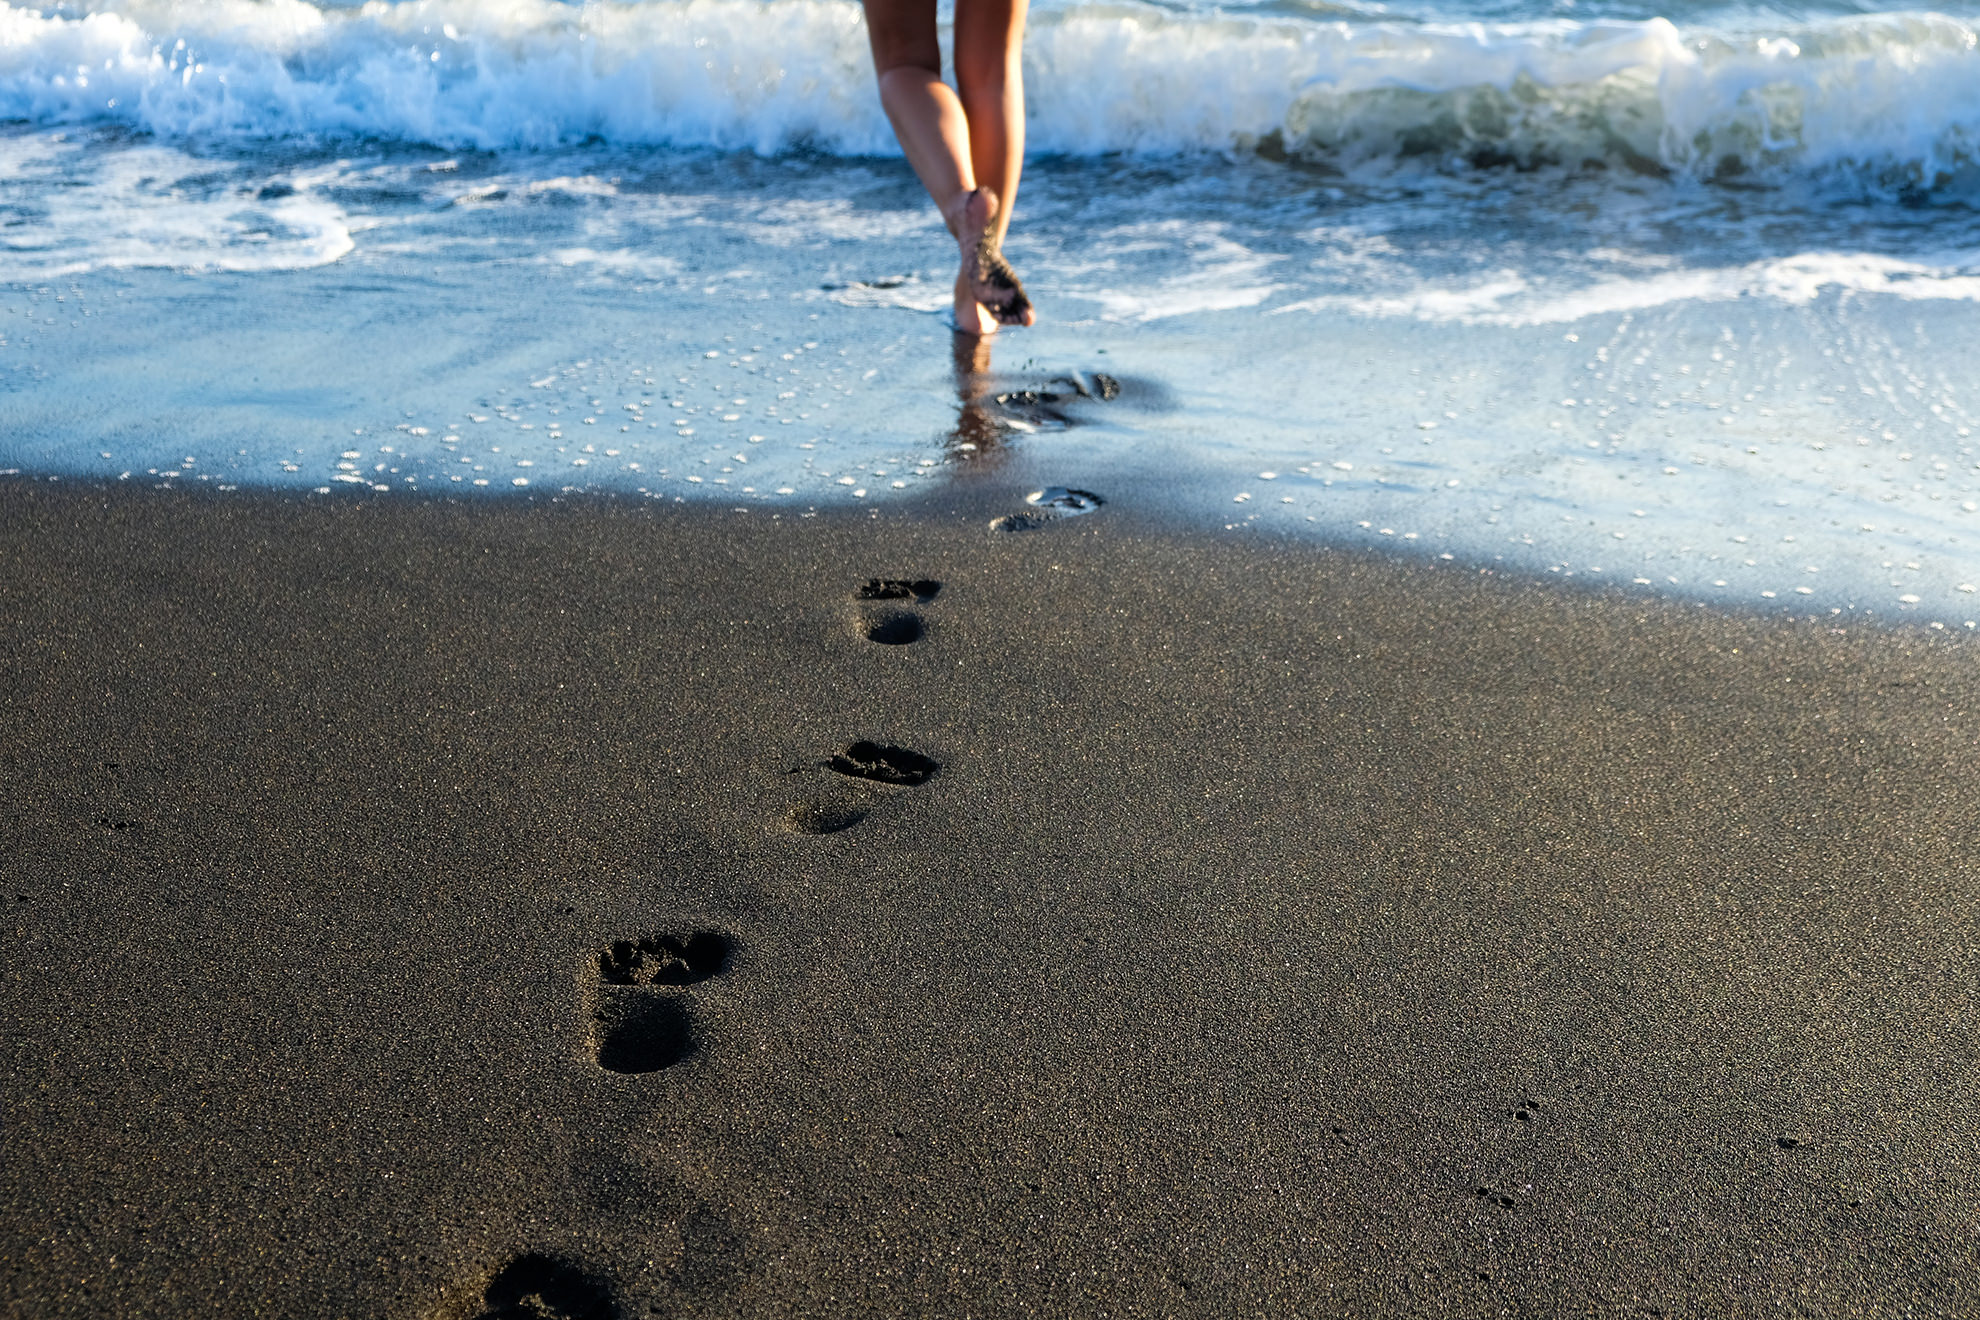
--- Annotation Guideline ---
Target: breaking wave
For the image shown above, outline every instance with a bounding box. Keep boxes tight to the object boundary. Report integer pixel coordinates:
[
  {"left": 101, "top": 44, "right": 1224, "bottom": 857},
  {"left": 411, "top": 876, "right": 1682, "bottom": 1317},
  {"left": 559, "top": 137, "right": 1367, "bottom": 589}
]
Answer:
[{"left": 6, "top": 0, "right": 1980, "bottom": 190}]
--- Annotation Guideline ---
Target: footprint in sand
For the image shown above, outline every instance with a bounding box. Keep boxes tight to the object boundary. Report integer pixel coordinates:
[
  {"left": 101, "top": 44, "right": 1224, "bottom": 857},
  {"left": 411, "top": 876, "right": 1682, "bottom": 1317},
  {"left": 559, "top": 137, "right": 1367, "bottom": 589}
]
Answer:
[
  {"left": 827, "top": 740, "right": 940, "bottom": 785},
  {"left": 992, "top": 369, "right": 1122, "bottom": 430},
  {"left": 853, "top": 577, "right": 941, "bottom": 646},
  {"left": 989, "top": 486, "right": 1105, "bottom": 533},
  {"left": 452, "top": 1252, "right": 616, "bottom": 1320},
  {"left": 855, "top": 577, "right": 942, "bottom": 602},
  {"left": 785, "top": 740, "right": 941, "bottom": 834},
  {"left": 584, "top": 931, "right": 733, "bottom": 1074}
]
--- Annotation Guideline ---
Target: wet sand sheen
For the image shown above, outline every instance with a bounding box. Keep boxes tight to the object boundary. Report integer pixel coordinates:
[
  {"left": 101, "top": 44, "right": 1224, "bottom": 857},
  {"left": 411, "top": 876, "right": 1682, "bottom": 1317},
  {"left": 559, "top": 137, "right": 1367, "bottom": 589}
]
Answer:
[{"left": 1, "top": 482, "right": 1976, "bottom": 1318}]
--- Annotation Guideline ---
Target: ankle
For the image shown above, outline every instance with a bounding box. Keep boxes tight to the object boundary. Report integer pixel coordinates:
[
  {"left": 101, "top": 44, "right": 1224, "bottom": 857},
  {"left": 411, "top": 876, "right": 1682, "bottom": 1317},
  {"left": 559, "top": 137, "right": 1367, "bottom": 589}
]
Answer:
[
  {"left": 943, "top": 186, "right": 1001, "bottom": 241},
  {"left": 939, "top": 189, "right": 976, "bottom": 238}
]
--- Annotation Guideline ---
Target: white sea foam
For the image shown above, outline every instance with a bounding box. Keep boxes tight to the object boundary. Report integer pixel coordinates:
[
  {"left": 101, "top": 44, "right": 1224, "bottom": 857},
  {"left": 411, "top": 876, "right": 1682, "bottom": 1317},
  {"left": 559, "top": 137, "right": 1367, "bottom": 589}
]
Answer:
[
  {"left": 0, "top": 133, "right": 354, "bottom": 275},
  {"left": 0, "top": 0, "right": 888, "bottom": 151},
  {"left": 1274, "top": 248, "right": 1980, "bottom": 324},
  {"left": 824, "top": 274, "right": 952, "bottom": 312},
  {"left": 1062, "top": 223, "right": 1285, "bottom": 321},
  {"left": 6, "top": 0, "right": 1980, "bottom": 189}
]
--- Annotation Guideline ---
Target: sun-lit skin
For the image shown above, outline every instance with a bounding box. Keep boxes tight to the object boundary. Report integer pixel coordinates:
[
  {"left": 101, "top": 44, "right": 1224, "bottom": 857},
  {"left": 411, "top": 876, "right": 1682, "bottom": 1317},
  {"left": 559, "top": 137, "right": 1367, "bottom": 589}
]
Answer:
[{"left": 863, "top": 0, "right": 1036, "bottom": 335}]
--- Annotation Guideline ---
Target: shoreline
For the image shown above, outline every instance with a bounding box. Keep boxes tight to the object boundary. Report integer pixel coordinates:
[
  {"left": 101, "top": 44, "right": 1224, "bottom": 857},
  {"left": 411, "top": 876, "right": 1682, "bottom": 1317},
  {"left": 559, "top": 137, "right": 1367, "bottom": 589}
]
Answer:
[
  {"left": 3, "top": 481, "right": 1977, "bottom": 1317},
  {"left": 8, "top": 473, "right": 1976, "bottom": 636}
]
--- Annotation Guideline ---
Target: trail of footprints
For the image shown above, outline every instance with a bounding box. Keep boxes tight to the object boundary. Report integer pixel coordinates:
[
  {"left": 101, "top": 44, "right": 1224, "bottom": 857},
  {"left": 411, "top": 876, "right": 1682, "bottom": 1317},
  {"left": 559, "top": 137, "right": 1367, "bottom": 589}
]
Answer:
[
  {"left": 450, "top": 937, "right": 740, "bottom": 1316},
  {"left": 457, "top": 575, "right": 958, "bottom": 1317},
  {"left": 458, "top": 511, "right": 1111, "bottom": 1311},
  {"left": 784, "top": 576, "right": 947, "bottom": 834},
  {"left": 460, "top": 493, "right": 1107, "bottom": 1316}
]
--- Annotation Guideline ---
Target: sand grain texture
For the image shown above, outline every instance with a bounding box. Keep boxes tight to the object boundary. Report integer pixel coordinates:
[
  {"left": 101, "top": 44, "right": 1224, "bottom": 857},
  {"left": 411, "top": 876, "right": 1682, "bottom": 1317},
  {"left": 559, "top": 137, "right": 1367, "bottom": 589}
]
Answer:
[{"left": 1, "top": 484, "right": 1977, "bottom": 1318}]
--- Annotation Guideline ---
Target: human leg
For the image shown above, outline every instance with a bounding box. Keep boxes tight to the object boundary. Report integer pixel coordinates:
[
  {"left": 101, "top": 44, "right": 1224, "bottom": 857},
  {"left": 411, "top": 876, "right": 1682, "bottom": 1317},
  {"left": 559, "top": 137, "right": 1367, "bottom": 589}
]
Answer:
[
  {"left": 953, "top": 0, "right": 1027, "bottom": 250},
  {"left": 863, "top": 0, "right": 977, "bottom": 232},
  {"left": 862, "top": 0, "right": 1034, "bottom": 333}
]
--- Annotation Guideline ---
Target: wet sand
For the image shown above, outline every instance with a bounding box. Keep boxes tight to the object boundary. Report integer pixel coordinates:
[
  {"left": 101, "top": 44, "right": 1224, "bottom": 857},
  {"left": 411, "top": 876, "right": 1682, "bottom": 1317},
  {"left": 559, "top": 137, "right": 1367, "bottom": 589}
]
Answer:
[{"left": 2, "top": 480, "right": 1977, "bottom": 1318}]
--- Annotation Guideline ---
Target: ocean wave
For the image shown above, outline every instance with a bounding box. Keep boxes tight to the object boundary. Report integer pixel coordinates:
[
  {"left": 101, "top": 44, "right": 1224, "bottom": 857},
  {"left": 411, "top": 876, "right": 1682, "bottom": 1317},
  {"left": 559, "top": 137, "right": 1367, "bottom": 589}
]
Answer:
[{"left": 7, "top": 0, "right": 1980, "bottom": 189}]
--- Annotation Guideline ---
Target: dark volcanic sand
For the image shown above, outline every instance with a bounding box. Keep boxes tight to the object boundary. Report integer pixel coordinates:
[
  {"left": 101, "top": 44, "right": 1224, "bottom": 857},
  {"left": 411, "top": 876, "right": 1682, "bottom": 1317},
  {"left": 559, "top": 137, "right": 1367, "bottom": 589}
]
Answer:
[{"left": 2, "top": 483, "right": 1977, "bottom": 1318}]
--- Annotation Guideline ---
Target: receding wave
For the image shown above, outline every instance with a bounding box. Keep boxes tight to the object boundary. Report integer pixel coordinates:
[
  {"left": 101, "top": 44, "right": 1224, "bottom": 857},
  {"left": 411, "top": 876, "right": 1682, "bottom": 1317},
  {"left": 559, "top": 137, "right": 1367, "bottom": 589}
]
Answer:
[{"left": 7, "top": 0, "right": 1980, "bottom": 190}]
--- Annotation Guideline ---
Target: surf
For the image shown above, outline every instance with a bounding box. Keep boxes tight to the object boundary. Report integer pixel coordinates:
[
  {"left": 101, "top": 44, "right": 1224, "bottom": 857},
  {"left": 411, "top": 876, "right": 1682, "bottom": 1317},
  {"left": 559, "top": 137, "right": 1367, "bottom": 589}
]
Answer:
[{"left": 4, "top": 0, "right": 1979, "bottom": 193}]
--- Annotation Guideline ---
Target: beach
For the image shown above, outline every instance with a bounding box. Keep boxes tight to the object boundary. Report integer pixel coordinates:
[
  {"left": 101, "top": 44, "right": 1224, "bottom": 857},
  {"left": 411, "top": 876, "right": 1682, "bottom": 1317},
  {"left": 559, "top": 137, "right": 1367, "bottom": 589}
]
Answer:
[
  {"left": 8, "top": 0, "right": 1980, "bottom": 1311},
  {"left": 3, "top": 479, "right": 1976, "bottom": 1317}
]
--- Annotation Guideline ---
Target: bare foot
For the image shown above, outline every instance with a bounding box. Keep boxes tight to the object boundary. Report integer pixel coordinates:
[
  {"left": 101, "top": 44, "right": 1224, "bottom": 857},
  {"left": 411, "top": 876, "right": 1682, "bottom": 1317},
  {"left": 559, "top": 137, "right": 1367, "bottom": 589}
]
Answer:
[
  {"left": 953, "top": 273, "right": 1001, "bottom": 337},
  {"left": 950, "top": 187, "right": 1034, "bottom": 333}
]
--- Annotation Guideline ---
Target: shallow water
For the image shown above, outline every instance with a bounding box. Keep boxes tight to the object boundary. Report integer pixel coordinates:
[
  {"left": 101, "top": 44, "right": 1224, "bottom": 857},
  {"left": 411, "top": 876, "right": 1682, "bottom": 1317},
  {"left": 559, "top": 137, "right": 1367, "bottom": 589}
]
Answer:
[{"left": 5, "top": 0, "right": 1980, "bottom": 624}]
